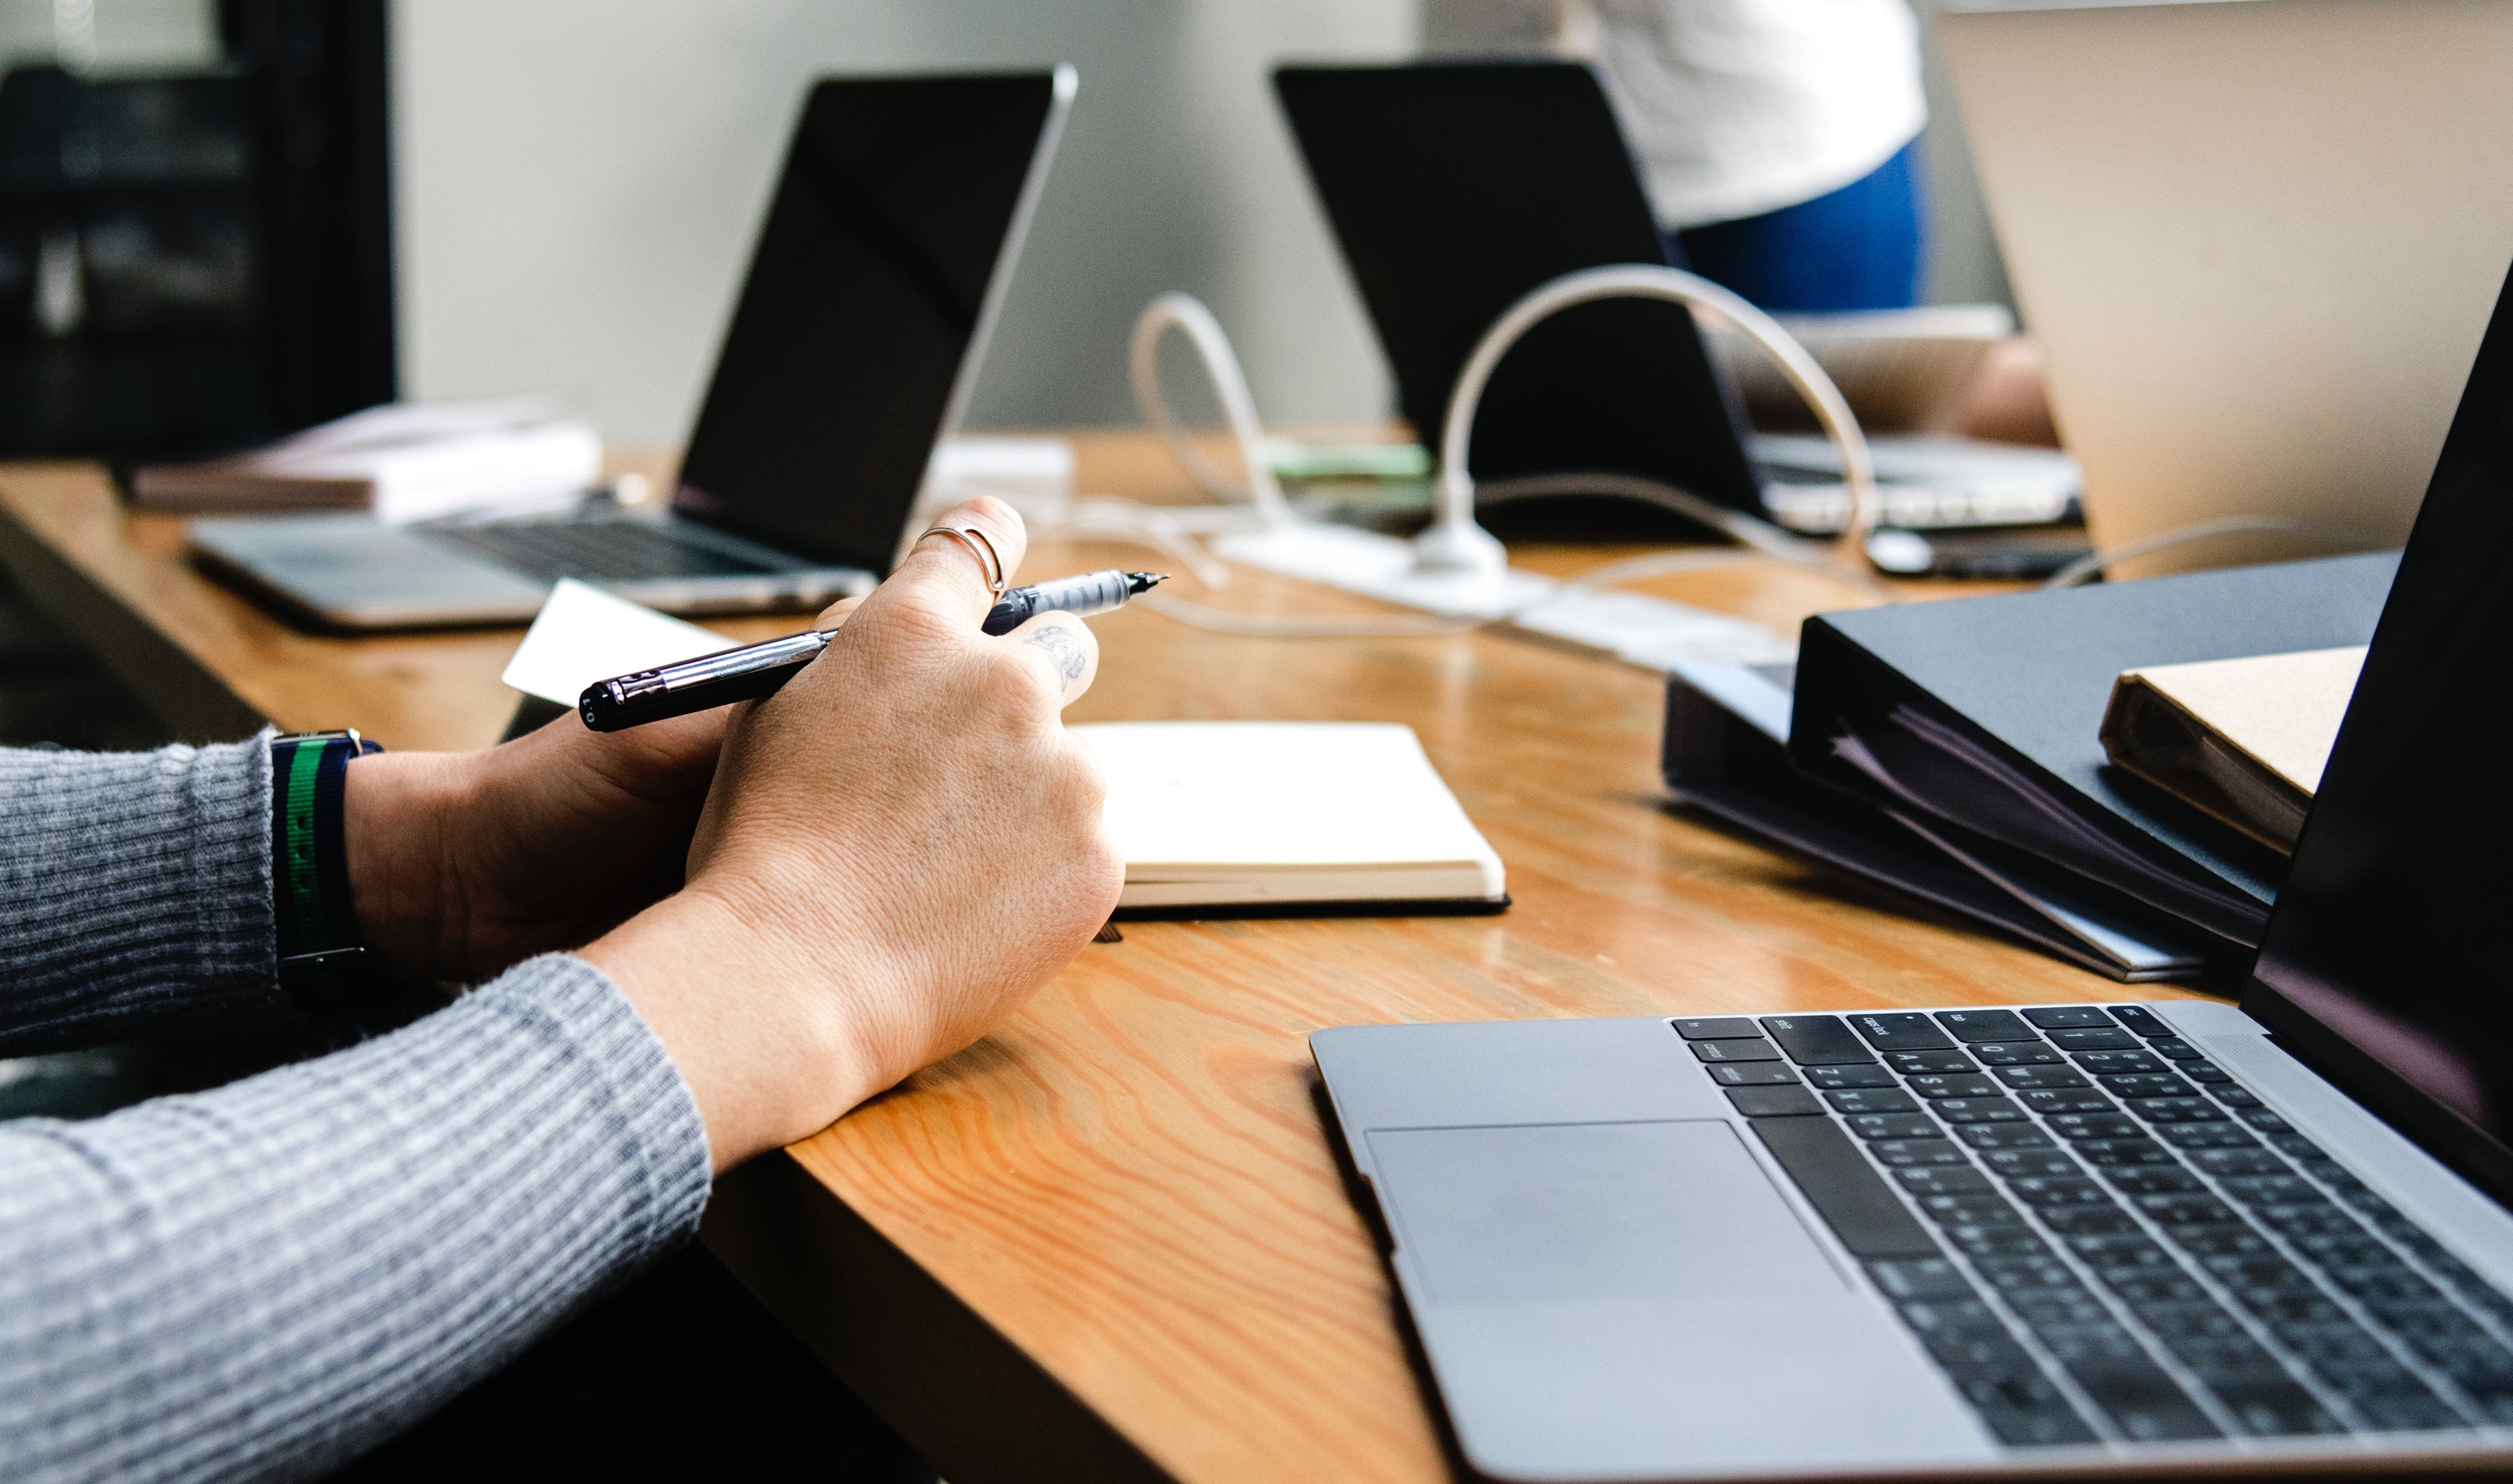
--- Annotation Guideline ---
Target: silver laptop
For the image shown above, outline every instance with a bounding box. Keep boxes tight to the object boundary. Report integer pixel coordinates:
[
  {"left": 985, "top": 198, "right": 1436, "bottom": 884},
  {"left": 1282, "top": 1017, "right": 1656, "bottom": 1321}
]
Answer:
[
  {"left": 189, "top": 66, "right": 1074, "bottom": 630},
  {"left": 1309, "top": 244, "right": 2513, "bottom": 1476},
  {"left": 1942, "top": 0, "right": 2513, "bottom": 578}
]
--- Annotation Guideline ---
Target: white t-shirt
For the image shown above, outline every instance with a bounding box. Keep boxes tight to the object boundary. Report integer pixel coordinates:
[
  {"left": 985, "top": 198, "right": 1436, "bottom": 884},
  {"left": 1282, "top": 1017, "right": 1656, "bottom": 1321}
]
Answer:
[{"left": 1421, "top": 0, "right": 1928, "bottom": 230}]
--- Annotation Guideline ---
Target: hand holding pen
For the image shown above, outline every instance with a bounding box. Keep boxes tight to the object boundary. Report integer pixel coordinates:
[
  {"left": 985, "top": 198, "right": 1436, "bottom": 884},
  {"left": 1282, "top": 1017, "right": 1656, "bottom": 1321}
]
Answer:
[{"left": 580, "top": 521, "right": 1165, "bottom": 731}]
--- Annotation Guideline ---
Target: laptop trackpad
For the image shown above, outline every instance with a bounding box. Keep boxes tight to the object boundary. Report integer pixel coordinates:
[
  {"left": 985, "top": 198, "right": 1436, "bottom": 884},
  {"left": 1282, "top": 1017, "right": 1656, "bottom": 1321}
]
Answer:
[
  {"left": 1366, "top": 1120, "right": 1990, "bottom": 1478},
  {"left": 1367, "top": 1119, "right": 1840, "bottom": 1302}
]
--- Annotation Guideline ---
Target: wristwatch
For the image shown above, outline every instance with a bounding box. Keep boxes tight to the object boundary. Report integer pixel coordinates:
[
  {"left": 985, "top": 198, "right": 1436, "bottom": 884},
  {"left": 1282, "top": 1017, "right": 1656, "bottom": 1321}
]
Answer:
[{"left": 271, "top": 729, "right": 384, "bottom": 1012}]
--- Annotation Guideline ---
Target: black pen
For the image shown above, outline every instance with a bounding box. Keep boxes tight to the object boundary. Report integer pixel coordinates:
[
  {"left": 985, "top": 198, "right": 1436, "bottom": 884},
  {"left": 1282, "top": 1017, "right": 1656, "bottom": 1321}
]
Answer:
[{"left": 578, "top": 570, "right": 1167, "bottom": 732}]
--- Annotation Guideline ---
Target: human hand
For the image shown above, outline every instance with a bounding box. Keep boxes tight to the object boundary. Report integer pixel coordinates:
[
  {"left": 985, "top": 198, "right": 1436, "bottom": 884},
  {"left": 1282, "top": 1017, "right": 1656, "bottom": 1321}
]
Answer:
[
  {"left": 584, "top": 499, "right": 1122, "bottom": 1169},
  {"left": 342, "top": 705, "right": 730, "bottom": 984}
]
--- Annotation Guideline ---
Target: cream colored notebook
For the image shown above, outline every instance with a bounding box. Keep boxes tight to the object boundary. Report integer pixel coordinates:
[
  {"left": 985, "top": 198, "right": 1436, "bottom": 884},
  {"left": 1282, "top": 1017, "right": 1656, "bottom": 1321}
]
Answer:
[
  {"left": 1075, "top": 722, "right": 1507, "bottom": 910},
  {"left": 2100, "top": 645, "right": 2366, "bottom": 853}
]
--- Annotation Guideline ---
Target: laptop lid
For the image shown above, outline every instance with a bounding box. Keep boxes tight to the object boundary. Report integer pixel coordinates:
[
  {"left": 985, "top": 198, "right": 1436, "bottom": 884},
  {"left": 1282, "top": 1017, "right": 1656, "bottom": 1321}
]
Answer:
[
  {"left": 2242, "top": 257, "right": 2513, "bottom": 1209},
  {"left": 1274, "top": 62, "right": 1763, "bottom": 516},
  {"left": 1941, "top": 0, "right": 2513, "bottom": 577},
  {"left": 671, "top": 67, "right": 1075, "bottom": 575}
]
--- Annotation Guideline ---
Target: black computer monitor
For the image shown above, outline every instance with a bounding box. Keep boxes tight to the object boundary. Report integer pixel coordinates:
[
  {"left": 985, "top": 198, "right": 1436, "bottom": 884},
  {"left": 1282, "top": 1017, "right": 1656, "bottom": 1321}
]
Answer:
[
  {"left": 1274, "top": 61, "right": 1762, "bottom": 519},
  {"left": 673, "top": 70, "right": 1066, "bottom": 574},
  {"left": 2246, "top": 257, "right": 2513, "bottom": 1204}
]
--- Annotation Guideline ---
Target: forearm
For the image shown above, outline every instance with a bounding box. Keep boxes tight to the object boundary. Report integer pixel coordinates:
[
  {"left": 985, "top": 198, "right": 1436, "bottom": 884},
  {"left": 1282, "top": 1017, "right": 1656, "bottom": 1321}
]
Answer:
[
  {"left": 0, "top": 954, "right": 709, "bottom": 1484},
  {"left": 0, "top": 738, "right": 285, "bottom": 1055}
]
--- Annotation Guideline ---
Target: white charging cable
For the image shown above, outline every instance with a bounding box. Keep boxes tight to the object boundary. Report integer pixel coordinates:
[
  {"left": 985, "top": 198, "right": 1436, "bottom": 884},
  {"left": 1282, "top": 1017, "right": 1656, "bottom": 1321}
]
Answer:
[
  {"left": 2041, "top": 515, "right": 2381, "bottom": 588},
  {"left": 1127, "top": 292, "right": 1291, "bottom": 530},
  {"left": 1416, "top": 263, "right": 1886, "bottom": 592}
]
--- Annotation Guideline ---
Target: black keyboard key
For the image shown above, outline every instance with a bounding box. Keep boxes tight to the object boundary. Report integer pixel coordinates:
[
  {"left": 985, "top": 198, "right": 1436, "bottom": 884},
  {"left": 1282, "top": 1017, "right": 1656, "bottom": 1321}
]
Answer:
[
  {"left": 2187, "top": 1147, "right": 2287, "bottom": 1177},
  {"left": 2266, "top": 1130, "right": 2332, "bottom": 1162},
  {"left": 2207, "top": 1085, "right": 2261, "bottom": 1108},
  {"left": 1848, "top": 1013, "right": 1955, "bottom": 1051},
  {"left": 2154, "top": 1122, "right": 2260, "bottom": 1150},
  {"left": 2067, "top": 1232, "right": 2176, "bottom": 1274},
  {"left": 2008, "top": 1175, "right": 2116, "bottom": 1209},
  {"left": 2068, "top": 1049, "right": 2165, "bottom": 1076},
  {"left": 1869, "top": 1138, "right": 1968, "bottom": 1167},
  {"left": 2100, "top": 1166, "right": 2205, "bottom": 1196},
  {"left": 1955, "top": 1122, "right": 2055, "bottom": 1151},
  {"left": 1804, "top": 1063, "right": 1896, "bottom": 1090},
  {"left": 2023, "top": 1007, "right": 2111, "bottom": 1029},
  {"left": 2059, "top": 1355, "right": 2222, "bottom": 1440},
  {"left": 1974, "top": 1042, "right": 2066, "bottom": 1067},
  {"left": 2174, "top": 1225, "right": 2274, "bottom": 1258},
  {"left": 1975, "top": 1254, "right": 2085, "bottom": 1293},
  {"left": 1707, "top": 1062, "right": 1800, "bottom": 1086},
  {"left": 1982, "top": 1148, "right": 2082, "bottom": 1178},
  {"left": 2048, "top": 1027, "right": 2140, "bottom": 1052},
  {"left": 2096, "top": 1073, "right": 2193, "bottom": 1099},
  {"left": 2104, "top": 1270, "right": 2211, "bottom": 1305},
  {"left": 1894, "top": 1165, "right": 1992, "bottom": 1194},
  {"left": 2126, "top": 1097, "right": 2228, "bottom": 1124},
  {"left": 1992, "top": 1065, "right": 2087, "bottom": 1090},
  {"left": 2179, "top": 1060, "right": 2232, "bottom": 1083},
  {"left": 2237, "top": 1107, "right": 2294, "bottom": 1132},
  {"left": 1934, "top": 1097, "right": 2028, "bottom": 1125},
  {"left": 1947, "top": 1368, "right": 2102, "bottom": 1447},
  {"left": 2073, "top": 1138, "right": 2174, "bottom": 1167},
  {"left": 1904, "top": 1073, "right": 1999, "bottom": 1099},
  {"left": 2257, "top": 1202, "right": 2359, "bottom": 1239},
  {"left": 2018, "top": 1089, "right": 2117, "bottom": 1115},
  {"left": 2148, "top": 1038, "right": 2206, "bottom": 1061},
  {"left": 2214, "top": 1173, "right": 2323, "bottom": 1207},
  {"left": 1886, "top": 1050, "right": 1978, "bottom": 1075},
  {"left": 2046, "top": 1113, "right": 2141, "bottom": 1142},
  {"left": 1758, "top": 1015, "right": 1874, "bottom": 1065},
  {"left": 2104, "top": 1005, "right": 2174, "bottom": 1038},
  {"left": 1847, "top": 1112, "right": 1942, "bottom": 1140},
  {"left": 1935, "top": 1009, "right": 2041, "bottom": 1043},
  {"left": 1915, "top": 1192, "right": 2026, "bottom": 1228},
  {"left": 2214, "top": 1379, "right": 2342, "bottom": 1436},
  {"left": 1672, "top": 1016, "right": 1762, "bottom": 1039},
  {"left": 1949, "top": 1224, "right": 2054, "bottom": 1258},
  {"left": 1725, "top": 1085, "right": 1824, "bottom": 1118},
  {"left": 1825, "top": 1087, "right": 1920, "bottom": 1115},
  {"left": 1692, "top": 1038, "right": 1782, "bottom": 1063},
  {"left": 1867, "top": 1256, "right": 1974, "bottom": 1299},
  {"left": 2137, "top": 1192, "right": 2240, "bottom": 1226},
  {"left": 1754, "top": 1116, "right": 1942, "bottom": 1258}
]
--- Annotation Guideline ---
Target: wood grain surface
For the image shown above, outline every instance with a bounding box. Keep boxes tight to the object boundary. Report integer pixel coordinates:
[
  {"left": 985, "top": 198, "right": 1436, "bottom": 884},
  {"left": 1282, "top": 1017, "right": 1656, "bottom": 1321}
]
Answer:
[{"left": 0, "top": 440, "right": 2219, "bottom": 1483}]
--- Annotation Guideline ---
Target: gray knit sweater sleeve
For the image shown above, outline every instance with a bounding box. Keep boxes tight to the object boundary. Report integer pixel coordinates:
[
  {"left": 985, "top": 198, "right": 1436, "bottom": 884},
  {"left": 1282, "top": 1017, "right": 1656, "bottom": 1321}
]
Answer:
[
  {"left": 0, "top": 738, "right": 284, "bottom": 1054},
  {"left": 0, "top": 953, "right": 715, "bottom": 1483}
]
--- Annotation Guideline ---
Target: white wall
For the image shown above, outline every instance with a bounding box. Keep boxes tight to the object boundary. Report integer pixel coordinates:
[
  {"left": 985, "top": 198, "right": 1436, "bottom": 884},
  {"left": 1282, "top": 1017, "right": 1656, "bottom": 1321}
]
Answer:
[{"left": 392, "top": 2, "right": 1416, "bottom": 444}]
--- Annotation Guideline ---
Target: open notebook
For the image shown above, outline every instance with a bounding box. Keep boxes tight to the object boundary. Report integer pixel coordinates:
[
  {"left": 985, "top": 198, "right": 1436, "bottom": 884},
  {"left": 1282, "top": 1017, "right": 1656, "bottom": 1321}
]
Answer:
[
  {"left": 1077, "top": 722, "right": 1507, "bottom": 913},
  {"left": 499, "top": 585, "right": 1508, "bottom": 915}
]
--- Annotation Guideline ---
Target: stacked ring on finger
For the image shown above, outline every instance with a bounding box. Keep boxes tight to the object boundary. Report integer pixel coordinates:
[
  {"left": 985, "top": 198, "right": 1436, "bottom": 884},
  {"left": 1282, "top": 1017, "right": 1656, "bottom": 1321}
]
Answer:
[{"left": 919, "top": 523, "right": 1008, "bottom": 595}]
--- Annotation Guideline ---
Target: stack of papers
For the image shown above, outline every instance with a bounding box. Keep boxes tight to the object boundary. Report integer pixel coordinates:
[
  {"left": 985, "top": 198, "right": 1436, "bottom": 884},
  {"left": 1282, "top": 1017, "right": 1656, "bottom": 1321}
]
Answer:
[{"left": 131, "top": 398, "right": 603, "bottom": 524}]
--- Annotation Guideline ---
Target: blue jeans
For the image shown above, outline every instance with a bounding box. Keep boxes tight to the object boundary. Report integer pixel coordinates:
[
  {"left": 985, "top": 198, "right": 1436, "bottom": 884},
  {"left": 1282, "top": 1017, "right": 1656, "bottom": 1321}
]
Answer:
[{"left": 1667, "top": 140, "right": 1925, "bottom": 312}]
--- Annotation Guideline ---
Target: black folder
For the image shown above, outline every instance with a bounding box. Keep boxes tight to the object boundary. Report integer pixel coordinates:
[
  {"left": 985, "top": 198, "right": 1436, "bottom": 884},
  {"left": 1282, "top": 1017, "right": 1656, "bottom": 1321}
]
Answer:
[{"left": 1783, "top": 551, "right": 2401, "bottom": 959}]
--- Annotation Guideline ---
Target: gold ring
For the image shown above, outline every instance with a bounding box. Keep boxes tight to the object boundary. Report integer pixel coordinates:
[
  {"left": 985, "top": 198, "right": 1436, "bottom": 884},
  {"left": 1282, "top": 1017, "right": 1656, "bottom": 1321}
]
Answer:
[{"left": 917, "top": 523, "right": 1007, "bottom": 595}]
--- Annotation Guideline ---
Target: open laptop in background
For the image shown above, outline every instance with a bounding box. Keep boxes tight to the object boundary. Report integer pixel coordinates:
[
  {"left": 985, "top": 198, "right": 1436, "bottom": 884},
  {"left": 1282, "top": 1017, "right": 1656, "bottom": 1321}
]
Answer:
[
  {"left": 1272, "top": 62, "right": 2080, "bottom": 567},
  {"left": 1942, "top": 0, "right": 2513, "bottom": 579},
  {"left": 189, "top": 67, "right": 1074, "bottom": 631},
  {"left": 1309, "top": 254, "right": 2513, "bottom": 1478}
]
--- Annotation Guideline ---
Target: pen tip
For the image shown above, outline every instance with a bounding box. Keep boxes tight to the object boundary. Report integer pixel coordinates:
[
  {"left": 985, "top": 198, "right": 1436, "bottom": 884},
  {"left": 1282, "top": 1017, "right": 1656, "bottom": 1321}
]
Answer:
[{"left": 1128, "top": 571, "right": 1169, "bottom": 592}]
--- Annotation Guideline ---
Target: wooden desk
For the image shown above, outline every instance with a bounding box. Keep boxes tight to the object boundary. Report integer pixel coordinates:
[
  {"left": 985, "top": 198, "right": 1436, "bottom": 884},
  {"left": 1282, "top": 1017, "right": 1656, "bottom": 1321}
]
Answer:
[{"left": 0, "top": 443, "right": 2210, "bottom": 1484}]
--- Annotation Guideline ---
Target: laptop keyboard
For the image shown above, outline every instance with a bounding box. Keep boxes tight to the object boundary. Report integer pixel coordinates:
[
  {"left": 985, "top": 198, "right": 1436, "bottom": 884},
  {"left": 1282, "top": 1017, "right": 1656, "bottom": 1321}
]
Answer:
[
  {"left": 1680, "top": 1005, "right": 2513, "bottom": 1448},
  {"left": 425, "top": 519, "right": 788, "bottom": 583}
]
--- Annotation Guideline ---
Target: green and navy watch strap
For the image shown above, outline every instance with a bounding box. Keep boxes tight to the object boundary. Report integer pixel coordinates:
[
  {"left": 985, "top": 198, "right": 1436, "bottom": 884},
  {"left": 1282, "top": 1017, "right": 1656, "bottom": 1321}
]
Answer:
[{"left": 271, "top": 730, "right": 383, "bottom": 1005}]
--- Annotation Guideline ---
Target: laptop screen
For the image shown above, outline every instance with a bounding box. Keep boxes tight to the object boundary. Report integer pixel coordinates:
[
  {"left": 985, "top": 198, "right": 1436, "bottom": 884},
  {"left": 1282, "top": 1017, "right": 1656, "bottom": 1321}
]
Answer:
[
  {"left": 1274, "top": 62, "right": 1762, "bottom": 514},
  {"left": 672, "top": 70, "right": 1066, "bottom": 573},
  {"left": 2246, "top": 258, "right": 2513, "bottom": 1203}
]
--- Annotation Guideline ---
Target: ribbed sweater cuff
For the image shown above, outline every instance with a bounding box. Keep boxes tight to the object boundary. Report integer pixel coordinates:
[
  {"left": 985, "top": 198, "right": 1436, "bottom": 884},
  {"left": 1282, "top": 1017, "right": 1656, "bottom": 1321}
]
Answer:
[
  {"left": 0, "top": 952, "right": 711, "bottom": 1482},
  {"left": 0, "top": 737, "right": 282, "bottom": 1054}
]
